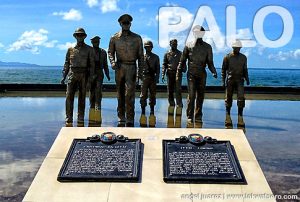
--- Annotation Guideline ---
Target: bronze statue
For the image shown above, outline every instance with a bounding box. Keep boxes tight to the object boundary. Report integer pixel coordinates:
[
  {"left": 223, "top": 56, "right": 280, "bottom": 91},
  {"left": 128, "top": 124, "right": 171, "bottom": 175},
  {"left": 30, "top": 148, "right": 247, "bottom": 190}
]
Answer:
[
  {"left": 61, "top": 28, "right": 95, "bottom": 127},
  {"left": 88, "top": 36, "right": 110, "bottom": 126},
  {"left": 139, "top": 40, "right": 160, "bottom": 127},
  {"left": 178, "top": 25, "right": 217, "bottom": 127},
  {"left": 162, "top": 39, "right": 185, "bottom": 115},
  {"left": 222, "top": 39, "right": 250, "bottom": 129},
  {"left": 108, "top": 14, "right": 144, "bottom": 127}
]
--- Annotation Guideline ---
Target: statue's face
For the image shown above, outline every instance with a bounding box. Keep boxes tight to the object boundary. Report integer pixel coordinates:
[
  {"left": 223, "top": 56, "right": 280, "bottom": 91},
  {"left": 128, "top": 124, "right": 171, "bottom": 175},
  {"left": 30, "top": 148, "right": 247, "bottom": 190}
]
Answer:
[
  {"left": 144, "top": 46, "right": 152, "bottom": 52},
  {"left": 193, "top": 30, "right": 205, "bottom": 39},
  {"left": 75, "top": 34, "right": 86, "bottom": 43},
  {"left": 233, "top": 47, "right": 241, "bottom": 54},
  {"left": 120, "top": 21, "right": 131, "bottom": 31},
  {"left": 92, "top": 40, "right": 100, "bottom": 48},
  {"left": 170, "top": 41, "right": 177, "bottom": 49}
]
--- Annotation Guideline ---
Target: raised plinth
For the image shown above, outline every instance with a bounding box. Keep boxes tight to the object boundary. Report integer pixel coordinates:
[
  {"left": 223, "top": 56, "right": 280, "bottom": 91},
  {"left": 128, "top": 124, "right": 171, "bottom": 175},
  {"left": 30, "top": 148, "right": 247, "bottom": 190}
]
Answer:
[{"left": 23, "top": 127, "right": 275, "bottom": 202}]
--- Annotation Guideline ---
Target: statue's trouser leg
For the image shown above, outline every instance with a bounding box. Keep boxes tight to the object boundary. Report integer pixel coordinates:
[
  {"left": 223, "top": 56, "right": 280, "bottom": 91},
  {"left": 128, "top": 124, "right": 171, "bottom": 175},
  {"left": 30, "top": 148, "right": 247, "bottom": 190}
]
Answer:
[
  {"left": 140, "top": 77, "right": 150, "bottom": 115},
  {"left": 195, "top": 72, "right": 207, "bottom": 121},
  {"left": 124, "top": 64, "right": 137, "bottom": 125},
  {"left": 115, "top": 67, "right": 126, "bottom": 122},
  {"left": 175, "top": 72, "right": 183, "bottom": 107},
  {"left": 65, "top": 75, "right": 77, "bottom": 123},
  {"left": 225, "top": 79, "right": 234, "bottom": 111},
  {"left": 95, "top": 75, "right": 104, "bottom": 110},
  {"left": 186, "top": 73, "right": 196, "bottom": 120},
  {"left": 237, "top": 80, "right": 245, "bottom": 116},
  {"left": 149, "top": 79, "right": 156, "bottom": 115},
  {"left": 77, "top": 73, "right": 86, "bottom": 123},
  {"left": 167, "top": 71, "right": 176, "bottom": 106},
  {"left": 89, "top": 78, "right": 96, "bottom": 109}
]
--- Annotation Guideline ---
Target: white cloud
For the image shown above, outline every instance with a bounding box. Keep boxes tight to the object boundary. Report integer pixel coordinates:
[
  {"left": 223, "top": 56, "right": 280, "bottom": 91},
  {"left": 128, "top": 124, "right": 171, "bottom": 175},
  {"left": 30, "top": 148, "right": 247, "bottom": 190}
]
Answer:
[
  {"left": 294, "top": 49, "right": 300, "bottom": 58},
  {"left": 0, "top": 154, "right": 43, "bottom": 196},
  {"left": 0, "top": 42, "right": 4, "bottom": 48},
  {"left": 86, "top": 0, "right": 99, "bottom": 7},
  {"left": 85, "top": 0, "right": 119, "bottom": 13},
  {"left": 165, "top": 2, "right": 178, "bottom": 6},
  {"left": 141, "top": 35, "right": 156, "bottom": 44},
  {"left": 158, "top": 7, "right": 194, "bottom": 48},
  {"left": 7, "top": 29, "right": 58, "bottom": 54},
  {"left": 53, "top": 9, "right": 82, "bottom": 21},
  {"left": 268, "top": 49, "right": 300, "bottom": 61},
  {"left": 139, "top": 8, "right": 145, "bottom": 13},
  {"left": 100, "top": 0, "right": 119, "bottom": 13},
  {"left": 57, "top": 42, "right": 76, "bottom": 50}
]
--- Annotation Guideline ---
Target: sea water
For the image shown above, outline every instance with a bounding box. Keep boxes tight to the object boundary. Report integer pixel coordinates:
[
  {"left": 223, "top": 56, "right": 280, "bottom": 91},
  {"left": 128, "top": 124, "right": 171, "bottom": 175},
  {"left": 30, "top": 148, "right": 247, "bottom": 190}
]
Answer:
[{"left": 0, "top": 66, "right": 300, "bottom": 87}]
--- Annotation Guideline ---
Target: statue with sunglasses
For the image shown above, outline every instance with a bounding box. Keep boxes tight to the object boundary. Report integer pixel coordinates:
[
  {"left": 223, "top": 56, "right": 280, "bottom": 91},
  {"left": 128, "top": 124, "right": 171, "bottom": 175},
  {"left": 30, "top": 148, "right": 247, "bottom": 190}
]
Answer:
[
  {"left": 108, "top": 14, "right": 144, "bottom": 127},
  {"left": 61, "top": 28, "right": 95, "bottom": 127}
]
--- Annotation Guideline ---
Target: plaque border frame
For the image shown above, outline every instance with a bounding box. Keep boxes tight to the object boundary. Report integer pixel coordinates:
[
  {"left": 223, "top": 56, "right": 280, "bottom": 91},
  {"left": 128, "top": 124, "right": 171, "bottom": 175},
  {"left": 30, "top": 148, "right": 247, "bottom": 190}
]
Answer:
[
  {"left": 57, "top": 137, "right": 142, "bottom": 182},
  {"left": 163, "top": 139, "right": 247, "bottom": 184}
]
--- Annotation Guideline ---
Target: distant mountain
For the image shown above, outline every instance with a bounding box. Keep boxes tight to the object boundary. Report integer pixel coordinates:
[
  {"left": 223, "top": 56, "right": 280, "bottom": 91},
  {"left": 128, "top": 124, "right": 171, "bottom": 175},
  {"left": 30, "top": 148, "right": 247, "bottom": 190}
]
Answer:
[{"left": 0, "top": 61, "right": 40, "bottom": 67}]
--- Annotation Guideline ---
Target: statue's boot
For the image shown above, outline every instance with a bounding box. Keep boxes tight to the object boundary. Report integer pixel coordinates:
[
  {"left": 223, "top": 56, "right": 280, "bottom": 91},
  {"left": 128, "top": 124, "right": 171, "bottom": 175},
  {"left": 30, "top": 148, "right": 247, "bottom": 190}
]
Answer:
[
  {"left": 94, "top": 108, "right": 102, "bottom": 126},
  {"left": 186, "top": 118, "right": 194, "bottom": 128},
  {"left": 194, "top": 114, "right": 203, "bottom": 128},
  {"left": 237, "top": 115, "right": 245, "bottom": 128},
  {"left": 77, "top": 120, "right": 84, "bottom": 127},
  {"left": 175, "top": 106, "right": 182, "bottom": 116},
  {"left": 88, "top": 108, "right": 95, "bottom": 126},
  {"left": 167, "top": 115, "right": 174, "bottom": 128},
  {"left": 148, "top": 114, "right": 156, "bottom": 127},
  {"left": 65, "top": 122, "right": 73, "bottom": 127},
  {"left": 117, "top": 117, "right": 126, "bottom": 127},
  {"left": 167, "top": 106, "right": 175, "bottom": 128},
  {"left": 139, "top": 114, "right": 147, "bottom": 127},
  {"left": 225, "top": 114, "right": 233, "bottom": 129},
  {"left": 168, "top": 105, "right": 175, "bottom": 115},
  {"left": 195, "top": 119, "right": 203, "bottom": 128},
  {"left": 175, "top": 107, "right": 182, "bottom": 128}
]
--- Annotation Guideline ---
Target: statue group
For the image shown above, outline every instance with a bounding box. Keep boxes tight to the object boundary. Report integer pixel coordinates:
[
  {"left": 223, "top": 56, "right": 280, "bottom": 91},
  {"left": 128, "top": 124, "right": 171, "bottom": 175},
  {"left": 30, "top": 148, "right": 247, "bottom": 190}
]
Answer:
[{"left": 61, "top": 14, "right": 250, "bottom": 129}]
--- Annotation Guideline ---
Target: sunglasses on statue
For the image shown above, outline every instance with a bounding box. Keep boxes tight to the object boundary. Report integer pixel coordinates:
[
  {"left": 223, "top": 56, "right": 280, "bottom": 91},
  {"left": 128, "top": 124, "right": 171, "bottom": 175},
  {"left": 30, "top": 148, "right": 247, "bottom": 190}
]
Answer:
[{"left": 121, "top": 21, "right": 130, "bottom": 25}]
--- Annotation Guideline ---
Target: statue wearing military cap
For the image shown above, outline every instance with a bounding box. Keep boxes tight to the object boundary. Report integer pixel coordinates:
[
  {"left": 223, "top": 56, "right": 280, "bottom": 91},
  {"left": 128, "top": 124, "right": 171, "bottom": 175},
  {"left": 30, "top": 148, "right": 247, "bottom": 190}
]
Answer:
[
  {"left": 88, "top": 35, "right": 110, "bottom": 126},
  {"left": 108, "top": 14, "right": 144, "bottom": 127},
  {"left": 222, "top": 39, "right": 250, "bottom": 129},
  {"left": 139, "top": 40, "right": 160, "bottom": 127},
  {"left": 178, "top": 25, "right": 217, "bottom": 128},
  {"left": 118, "top": 14, "right": 133, "bottom": 23},
  {"left": 61, "top": 27, "right": 95, "bottom": 127}
]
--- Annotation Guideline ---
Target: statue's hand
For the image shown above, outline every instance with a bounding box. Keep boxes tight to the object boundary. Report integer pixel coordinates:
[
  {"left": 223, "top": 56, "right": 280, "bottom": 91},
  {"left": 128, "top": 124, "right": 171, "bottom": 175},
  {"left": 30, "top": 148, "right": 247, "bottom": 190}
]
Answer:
[
  {"left": 213, "top": 73, "right": 218, "bottom": 79},
  {"left": 111, "top": 62, "right": 118, "bottom": 70}
]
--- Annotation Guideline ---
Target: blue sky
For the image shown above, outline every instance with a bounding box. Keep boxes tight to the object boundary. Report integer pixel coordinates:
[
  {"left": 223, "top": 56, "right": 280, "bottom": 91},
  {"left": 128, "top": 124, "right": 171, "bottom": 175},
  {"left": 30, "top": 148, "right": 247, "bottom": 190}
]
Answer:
[{"left": 0, "top": 0, "right": 299, "bottom": 68}]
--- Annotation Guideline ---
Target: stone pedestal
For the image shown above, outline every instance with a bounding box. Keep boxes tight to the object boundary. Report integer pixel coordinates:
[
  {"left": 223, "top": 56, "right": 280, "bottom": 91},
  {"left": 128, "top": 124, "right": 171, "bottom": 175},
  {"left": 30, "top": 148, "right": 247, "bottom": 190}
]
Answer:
[{"left": 23, "top": 127, "right": 275, "bottom": 202}]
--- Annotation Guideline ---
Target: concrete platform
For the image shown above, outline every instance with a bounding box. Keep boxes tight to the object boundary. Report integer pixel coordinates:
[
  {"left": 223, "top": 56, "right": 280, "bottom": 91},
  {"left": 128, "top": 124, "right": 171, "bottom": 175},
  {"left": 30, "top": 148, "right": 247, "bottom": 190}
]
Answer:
[{"left": 23, "top": 127, "right": 275, "bottom": 202}]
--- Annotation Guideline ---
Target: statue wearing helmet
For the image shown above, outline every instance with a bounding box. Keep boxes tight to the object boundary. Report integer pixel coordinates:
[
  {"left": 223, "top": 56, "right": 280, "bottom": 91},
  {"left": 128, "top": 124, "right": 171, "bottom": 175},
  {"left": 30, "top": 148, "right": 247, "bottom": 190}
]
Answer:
[
  {"left": 61, "top": 27, "right": 95, "bottom": 127},
  {"left": 222, "top": 39, "right": 250, "bottom": 129},
  {"left": 139, "top": 40, "right": 160, "bottom": 127}
]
